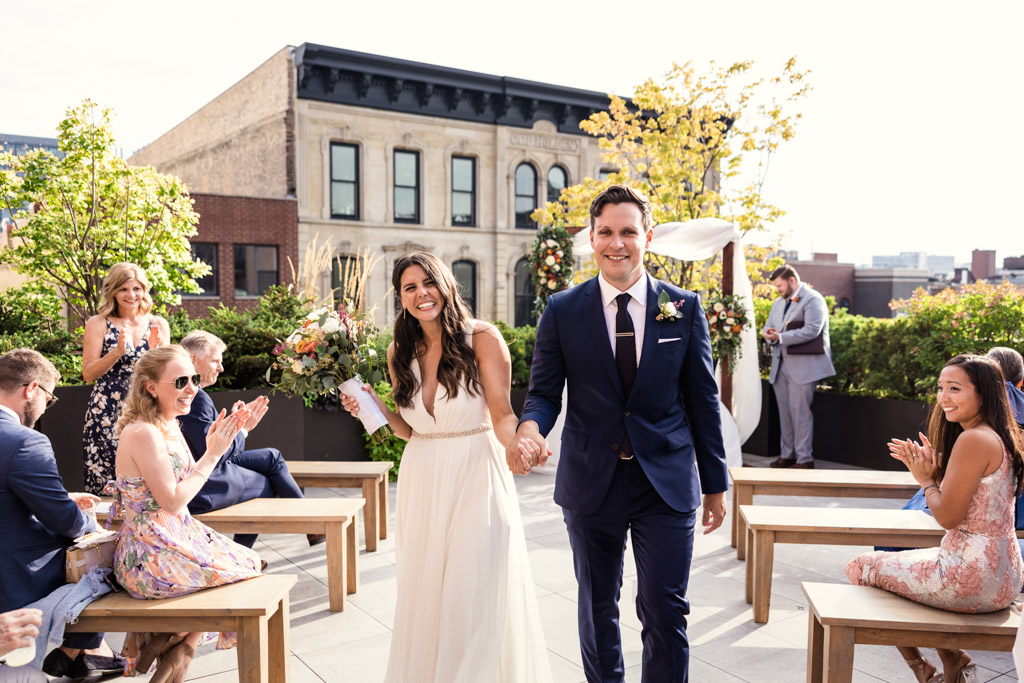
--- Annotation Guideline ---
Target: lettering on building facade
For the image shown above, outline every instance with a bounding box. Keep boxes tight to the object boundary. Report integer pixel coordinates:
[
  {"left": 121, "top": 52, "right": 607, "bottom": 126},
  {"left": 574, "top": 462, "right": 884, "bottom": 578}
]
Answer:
[{"left": 508, "top": 133, "right": 579, "bottom": 153}]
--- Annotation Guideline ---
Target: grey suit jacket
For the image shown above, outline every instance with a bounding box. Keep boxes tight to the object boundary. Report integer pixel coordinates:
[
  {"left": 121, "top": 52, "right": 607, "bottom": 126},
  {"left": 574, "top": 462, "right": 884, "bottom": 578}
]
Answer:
[{"left": 762, "top": 283, "right": 836, "bottom": 385}]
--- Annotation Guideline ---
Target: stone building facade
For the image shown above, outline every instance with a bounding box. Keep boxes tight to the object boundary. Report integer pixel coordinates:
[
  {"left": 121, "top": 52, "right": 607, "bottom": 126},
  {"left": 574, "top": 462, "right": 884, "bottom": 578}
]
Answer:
[{"left": 130, "top": 44, "right": 614, "bottom": 326}]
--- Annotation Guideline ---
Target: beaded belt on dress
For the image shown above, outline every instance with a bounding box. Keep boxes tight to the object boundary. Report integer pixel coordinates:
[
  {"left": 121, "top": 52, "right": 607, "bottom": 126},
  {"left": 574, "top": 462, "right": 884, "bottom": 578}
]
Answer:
[{"left": 410, "top": 425, "right": 493, "bottom": 439}]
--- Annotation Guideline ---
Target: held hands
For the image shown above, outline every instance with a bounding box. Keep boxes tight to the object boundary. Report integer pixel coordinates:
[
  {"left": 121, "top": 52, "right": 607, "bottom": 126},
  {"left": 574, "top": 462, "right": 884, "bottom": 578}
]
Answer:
[
  {"left": 68, "top": 491, "right": 101, "bottom": 511},
  {"left": 506, "top": 423, "right": 549, "bottom": 475},
  {"left": 205, "top": 408, "right": 250, "bottom": 460},
  {"left": 0, "top": 608, "right": 42, "bottom": 658},
  {"left": 889, "top": 431, "right": 939, "bottom": 485}
]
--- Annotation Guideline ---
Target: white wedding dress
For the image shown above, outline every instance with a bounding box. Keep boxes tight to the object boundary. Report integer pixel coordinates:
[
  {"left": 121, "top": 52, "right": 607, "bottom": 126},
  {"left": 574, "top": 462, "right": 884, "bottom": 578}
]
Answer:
[{"left": 384, "top": 324, "right": 553, "bottom": 683}]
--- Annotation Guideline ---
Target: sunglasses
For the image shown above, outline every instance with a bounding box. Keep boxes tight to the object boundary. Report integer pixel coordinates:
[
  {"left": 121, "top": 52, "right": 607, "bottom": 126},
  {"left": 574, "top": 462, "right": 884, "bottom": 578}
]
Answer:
[
  {"left": 157, "top": 373, "right": 202, "bottom": 391},
  {"left": 23, "top": 382, "right": 59, "bottom": 407}
]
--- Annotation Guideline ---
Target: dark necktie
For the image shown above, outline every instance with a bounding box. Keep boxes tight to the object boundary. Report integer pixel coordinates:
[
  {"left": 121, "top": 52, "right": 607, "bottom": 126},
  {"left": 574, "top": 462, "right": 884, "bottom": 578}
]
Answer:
[
  {"left": 782, "top": 298, "right": 792, "bottom": 317},
  {"left": 615, "top": 293, "right": 636, "bottom": 457}
]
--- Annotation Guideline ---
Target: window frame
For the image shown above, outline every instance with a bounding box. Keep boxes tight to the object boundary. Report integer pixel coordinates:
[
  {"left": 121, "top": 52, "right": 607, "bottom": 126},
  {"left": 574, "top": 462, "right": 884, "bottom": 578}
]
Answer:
[
  {"left": 513, "top": 257, "right": 537, "bottom": 326},
  {"left": 393, "top": 149, "right": 421, "bottom": 224},
  {"left": 183, "top": 242, "right": 219, "bottom": 297},
  {"left": 514, "top": 162, "right": 538, "bottom": 230},
  {"left": 452, "top": 259, "right": 477, "bottom": 316},
  {"left": 233, "top": 244, "right": 279, "bottom": 298},
  {"left": 329, "top": 142, "right": 360, "bottom": 220},
  {"left": 547, "top": 165, "right": 568, "bottom": 205},
  {"left": 451, "top": 155, "right": 476, "bottom": 227}
]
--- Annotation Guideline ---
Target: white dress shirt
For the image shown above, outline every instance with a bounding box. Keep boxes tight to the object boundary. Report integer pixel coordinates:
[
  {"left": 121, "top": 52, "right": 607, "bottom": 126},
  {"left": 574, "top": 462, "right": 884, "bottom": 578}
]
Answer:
[
  {"left": 0, "top": 402, "right": 20, "bottom": 424},
  {"left": 597, "top": 272, "right": 649, "bottom": 368}
]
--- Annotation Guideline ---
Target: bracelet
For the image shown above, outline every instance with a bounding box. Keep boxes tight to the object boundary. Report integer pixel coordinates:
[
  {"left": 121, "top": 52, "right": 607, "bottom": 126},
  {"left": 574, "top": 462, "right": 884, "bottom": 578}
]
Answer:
[
  {"left": 190, "top": 468, "right": 209, "bottom": 481},
  {"left": 923, "top": 484, "right": 940, "bottom": 497}
]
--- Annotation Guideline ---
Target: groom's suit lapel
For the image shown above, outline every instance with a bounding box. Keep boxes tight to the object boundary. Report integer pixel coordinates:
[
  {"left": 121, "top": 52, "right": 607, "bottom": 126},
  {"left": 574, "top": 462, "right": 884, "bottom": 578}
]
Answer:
[
  {"left": 630, "top": 276, "right": 663, "bottom": 404},
  {"left": 582, "top": 278, "right": 624, "bottom": 398}
]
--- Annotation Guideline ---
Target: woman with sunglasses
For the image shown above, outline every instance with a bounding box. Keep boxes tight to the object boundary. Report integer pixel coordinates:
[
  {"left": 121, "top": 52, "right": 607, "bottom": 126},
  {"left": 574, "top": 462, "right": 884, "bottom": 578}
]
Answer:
[
  {"left": 108, "top": 345, "right": 261, "bottom": 682},
  {"left": 81, "top": 263, "right": 170, "bottom": 494}
]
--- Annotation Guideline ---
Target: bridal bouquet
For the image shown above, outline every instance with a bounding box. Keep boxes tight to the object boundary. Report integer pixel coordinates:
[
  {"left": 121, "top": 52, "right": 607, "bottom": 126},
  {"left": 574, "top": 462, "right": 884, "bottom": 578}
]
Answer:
[
  {"left": 704, "top": 294, "right": 750, "bottom": 373},
  {"left": 268, "top": 302, "right": 394, "bottom": 443}
]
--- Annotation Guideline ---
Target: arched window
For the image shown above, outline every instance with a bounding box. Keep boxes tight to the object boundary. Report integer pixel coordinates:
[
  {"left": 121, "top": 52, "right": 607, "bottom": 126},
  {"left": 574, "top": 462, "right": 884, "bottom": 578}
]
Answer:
[
  {"left": 547, "top": 166, "right": 567, "bottom": 204},
  {"left": 514, "top": 258, "right": 537, "bottom": 327},
  {"left": 514, "top": 163, "right": 537, "bottom": 229},
  {"left": 453, "top": 260, "right": 477, "bottom": 316}
]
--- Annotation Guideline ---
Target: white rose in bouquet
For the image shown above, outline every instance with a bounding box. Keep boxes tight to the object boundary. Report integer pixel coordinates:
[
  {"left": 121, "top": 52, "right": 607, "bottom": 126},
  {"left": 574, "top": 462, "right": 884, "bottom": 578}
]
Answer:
[
  {"left": 713, "top": 302, "right": 725, "bottom": 312},
  {"left": 545, "top": 255, "right": 556, "bottom": 266},
  {"left": 321, "top": 316, "right": 341, "bottom": 334}
]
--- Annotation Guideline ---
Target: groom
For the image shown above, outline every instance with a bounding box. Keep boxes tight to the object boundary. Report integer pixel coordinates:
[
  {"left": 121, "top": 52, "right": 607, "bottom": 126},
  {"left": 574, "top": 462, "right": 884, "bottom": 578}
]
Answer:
[{"left": 511, "top": 185, "right": 729, "bottom": 682}]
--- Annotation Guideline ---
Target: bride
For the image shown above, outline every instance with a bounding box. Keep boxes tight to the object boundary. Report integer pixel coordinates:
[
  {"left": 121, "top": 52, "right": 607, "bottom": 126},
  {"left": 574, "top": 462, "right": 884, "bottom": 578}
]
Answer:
[{"left": 341, "top": 252, "right": 552, "bottom": 682}]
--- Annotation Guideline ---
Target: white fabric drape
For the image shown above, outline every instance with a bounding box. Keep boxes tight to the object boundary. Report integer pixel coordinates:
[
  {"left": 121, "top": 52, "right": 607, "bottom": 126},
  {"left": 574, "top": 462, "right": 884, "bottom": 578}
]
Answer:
[{"left": 573, "top": 218, "right": 762, "bottom": 456}]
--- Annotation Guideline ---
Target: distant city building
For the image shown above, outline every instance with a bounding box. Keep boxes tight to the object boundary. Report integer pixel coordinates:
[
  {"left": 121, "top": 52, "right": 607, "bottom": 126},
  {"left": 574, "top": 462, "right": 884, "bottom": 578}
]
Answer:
[
  {"left": 854, "top": 268, "right": 930, "bottom": 318},
  {"left": 871, "top": 251, "right": 926, "bottom": 270},
  {"left": 785, "top": 253, "right": 854, "bottom": 311},
  {"left": 972, "top": 249, "right": 997, "bottom": 280},
  {"left": 926, "top": 255, "right": 955, "bottom": 278},
  {"left": 1004, "top": 255, "right": 1024, "bottom": 270},
  {"left": 0, "top": 134, "right": 61, "bottom": 291}
]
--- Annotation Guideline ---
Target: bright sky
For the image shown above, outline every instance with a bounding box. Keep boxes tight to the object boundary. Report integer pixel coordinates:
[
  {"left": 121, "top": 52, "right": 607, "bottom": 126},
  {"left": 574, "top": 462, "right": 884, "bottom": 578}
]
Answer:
[{"left": 4, "top": 0, "right": 1021, "bottom": 268}]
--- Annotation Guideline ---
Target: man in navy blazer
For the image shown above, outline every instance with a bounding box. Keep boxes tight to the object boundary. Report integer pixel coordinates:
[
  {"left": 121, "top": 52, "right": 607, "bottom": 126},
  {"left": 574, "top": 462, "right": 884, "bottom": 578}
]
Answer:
[
  {"left": 512, "top": 186, "right": 729, "bottom": 683},
  {"left": 177, "top": 331, "right": 320, "bottom": 549},
  {"left": 0, "top": 349, "right": 124, "bottom": 679}
]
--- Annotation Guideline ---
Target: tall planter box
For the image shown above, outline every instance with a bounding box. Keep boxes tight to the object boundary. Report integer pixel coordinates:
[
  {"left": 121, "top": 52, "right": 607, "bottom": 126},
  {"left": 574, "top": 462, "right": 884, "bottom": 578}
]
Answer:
[
  {"left": 741, "top": 379, "right": 930, "bottom": 470},
  {"left": 41, "top": 386, "right": 369, "bottom": 491}
]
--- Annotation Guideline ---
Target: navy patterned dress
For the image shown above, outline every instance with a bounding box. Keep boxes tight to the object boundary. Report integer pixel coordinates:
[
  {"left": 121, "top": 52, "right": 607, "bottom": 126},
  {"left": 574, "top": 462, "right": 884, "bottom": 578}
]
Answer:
[{"left": 82, "top": 318, "right": 153, "bottom": 494}]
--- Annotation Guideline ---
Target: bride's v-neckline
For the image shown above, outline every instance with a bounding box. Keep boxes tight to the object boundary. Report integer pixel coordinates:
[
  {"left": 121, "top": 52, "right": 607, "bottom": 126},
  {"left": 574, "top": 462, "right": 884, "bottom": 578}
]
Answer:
[{"left": 415, "top": 353, "right": 441, "bottom": 420}]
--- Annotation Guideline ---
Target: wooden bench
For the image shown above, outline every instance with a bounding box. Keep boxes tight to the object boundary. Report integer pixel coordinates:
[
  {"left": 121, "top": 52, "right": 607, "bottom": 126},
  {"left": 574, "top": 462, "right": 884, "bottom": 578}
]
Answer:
[
  {"left": 285, "top": 460, "right": 392, "bottom": 552},
  {"left": 729, "top": 467, "right": 921, "bottom": 560},
  {"left": 801, "top": 581, "right": 1019, "bottom": 683},
  {"left": 739, "top": 505, "right": 945, "bottom": 623},
  {"left": 67, "top": 574, "right": 296, "bottom": 683},
  {"left": 101, "top": 498, "right": 363, "bottom": 612}
]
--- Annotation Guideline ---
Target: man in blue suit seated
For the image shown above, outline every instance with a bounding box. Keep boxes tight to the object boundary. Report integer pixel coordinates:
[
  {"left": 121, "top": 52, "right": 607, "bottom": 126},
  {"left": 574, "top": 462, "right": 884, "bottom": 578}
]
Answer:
[
  {"left": 511, "top": 185, "right": 729, "bottom": 683},
  {"left": 178, "top": 331, "right": 323, "bottom": 549},
  {"left": 0, "top": 349, "right": 124, "bottom": 679}
]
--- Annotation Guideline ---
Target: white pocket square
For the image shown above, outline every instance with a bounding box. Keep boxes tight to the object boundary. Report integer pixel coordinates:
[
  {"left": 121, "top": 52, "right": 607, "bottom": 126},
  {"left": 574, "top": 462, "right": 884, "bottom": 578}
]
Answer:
[{"left": 658, "top": 337, "right": 682, "bottom": 344}]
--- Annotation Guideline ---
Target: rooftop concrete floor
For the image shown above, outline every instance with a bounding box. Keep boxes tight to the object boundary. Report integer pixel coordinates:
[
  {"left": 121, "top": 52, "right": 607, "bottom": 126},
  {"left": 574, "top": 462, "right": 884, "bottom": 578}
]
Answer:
[{"left": 118, "top": 455, "right": 1021, "bottom": 682}]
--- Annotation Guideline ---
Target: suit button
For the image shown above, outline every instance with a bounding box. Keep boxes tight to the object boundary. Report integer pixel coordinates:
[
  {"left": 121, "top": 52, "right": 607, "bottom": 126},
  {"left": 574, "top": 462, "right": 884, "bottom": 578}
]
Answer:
[
  {"left": 612, "top": 443, "right": 620, "bottom": 451},
  {"left": 624, "top": 410, "right": 631, "bottom": 417}
]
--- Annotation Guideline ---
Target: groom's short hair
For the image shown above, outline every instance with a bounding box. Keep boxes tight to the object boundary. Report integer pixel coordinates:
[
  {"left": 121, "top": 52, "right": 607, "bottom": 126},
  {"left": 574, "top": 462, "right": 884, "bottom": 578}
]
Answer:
[
  {"left": 589, "top": 185, "right": 653, "bottom": 231},
  {"left": 769, "top": 265, "right": 800, "bottom": 282}
]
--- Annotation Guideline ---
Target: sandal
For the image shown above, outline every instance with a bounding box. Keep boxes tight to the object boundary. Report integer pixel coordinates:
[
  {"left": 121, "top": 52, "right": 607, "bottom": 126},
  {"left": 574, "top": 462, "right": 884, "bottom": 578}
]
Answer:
[
  {"left": 951, "top": 663, "right": 976, "bottom": 682},
  {"left": 904, "top": 655, "right": 943, "bottom": 683},
  {"left": 135, "top": 633, "right": 175, "bottom": 674}
]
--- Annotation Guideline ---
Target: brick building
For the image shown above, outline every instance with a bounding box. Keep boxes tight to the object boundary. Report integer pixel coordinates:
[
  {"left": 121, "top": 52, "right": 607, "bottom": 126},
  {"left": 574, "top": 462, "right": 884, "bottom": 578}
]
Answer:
[
  {"left": 786, "top": 253, "right": 855, "bottom": 311},
  {"left": 130, "top": 44, "right": 614, "bottom": 327},
  {"left": 178, "top": 193, "right": 298, "bottom": 317}
]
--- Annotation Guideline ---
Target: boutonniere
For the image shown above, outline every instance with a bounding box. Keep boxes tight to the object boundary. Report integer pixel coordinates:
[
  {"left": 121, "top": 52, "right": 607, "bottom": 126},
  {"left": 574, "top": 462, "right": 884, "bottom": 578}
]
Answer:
[
  {"left": 790, "top": 296, "right": 800, "bottom": 303},
  {"left": 655, "top": 291, "right": 684, "bottom": 322}
]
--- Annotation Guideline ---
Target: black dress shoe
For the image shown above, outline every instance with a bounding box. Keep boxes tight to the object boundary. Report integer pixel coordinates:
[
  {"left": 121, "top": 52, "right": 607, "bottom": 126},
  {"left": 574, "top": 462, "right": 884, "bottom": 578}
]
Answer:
[
  {"left": 769, "top": 457, "right": 795, "bottom": 468},
  {"left": 307, "top": 533, "right": 326, "bottom": 546},
  {"left": 73, "top": 651, "right": 126, "bottom": 679},
  {"left": 41, "top": 648, "right": 76, "bottom": 677},
  {"left": 260, "top": 559, "right": 269, "bottom": 571},
  {"left": 791, "top": 461, "right": 815, "bottom": 469}
]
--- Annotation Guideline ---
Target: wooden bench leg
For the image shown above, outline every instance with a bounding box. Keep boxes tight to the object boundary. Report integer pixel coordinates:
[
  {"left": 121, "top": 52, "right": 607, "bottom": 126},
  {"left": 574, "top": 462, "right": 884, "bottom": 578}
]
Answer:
[
  {"left": 362, "top": 479, "right": 379, "bottom": 552},
  {"left": 745, "top": 527, "right": 754, "bottom": 604},
  {"left": 822, "top": 624, "right": 855, "bottom": 683},
  {"left": 379, "top": 476, "right": 389, "bottom": 540},
  {"left": 752, "top": 529, "right": 775, "bottom": 623},
  {"left": 236, "top": 615, "right": 270, "bottom": 683},
  {"left": 347, "top": 516, "right": 359, "bottom": 595},
  {"left": 807, "top": 610, "right": 824, "bottom": 683},
  {"left": 735, "top": 484, "right": 752, "bottom": 560},
  {"left": 326, "top": 521, "right": 347, "bottom": 612},
  {"left": 268, "top": 593, "right": 291, "bottom": 683}
]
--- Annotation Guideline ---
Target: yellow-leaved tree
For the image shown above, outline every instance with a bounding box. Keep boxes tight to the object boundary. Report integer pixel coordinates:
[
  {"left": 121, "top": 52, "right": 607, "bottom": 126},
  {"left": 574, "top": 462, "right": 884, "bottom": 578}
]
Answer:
[{"left": 533, "top": 58, "right": 810, "bottom": 293}]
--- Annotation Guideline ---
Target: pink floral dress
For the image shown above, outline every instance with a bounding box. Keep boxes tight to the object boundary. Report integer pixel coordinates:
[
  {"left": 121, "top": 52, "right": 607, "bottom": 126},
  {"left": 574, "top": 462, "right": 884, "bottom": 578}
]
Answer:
[
  {"left": 107, "top": 441, "right": 261, "bottom": 674},
  {"left": 845, "top": 430, "right": 1024, "bottom": 613}
]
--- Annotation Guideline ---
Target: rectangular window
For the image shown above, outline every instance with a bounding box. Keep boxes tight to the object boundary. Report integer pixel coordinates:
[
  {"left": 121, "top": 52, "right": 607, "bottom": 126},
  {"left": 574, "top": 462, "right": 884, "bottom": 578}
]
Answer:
[
  {"left": 451, "top": 156, "right": 475, "bottom": 227},
  {"left": 394, "top": 150, "right": 419, "bottom": 223},
  {"left": 185, "top": 242, "right": 218, "bottom": 296},
  {"left": 234, "top": 245, "right": 278, "bottom": 297},
  {"left": 331, "top": 143, "right": 359, "bottom": 219}
]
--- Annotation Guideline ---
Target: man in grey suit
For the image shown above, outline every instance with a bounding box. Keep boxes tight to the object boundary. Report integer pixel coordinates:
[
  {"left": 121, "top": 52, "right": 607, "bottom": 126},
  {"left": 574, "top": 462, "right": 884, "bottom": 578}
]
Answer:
[{"left": 760, "top": 266, "right": 835, "bottom": 469}]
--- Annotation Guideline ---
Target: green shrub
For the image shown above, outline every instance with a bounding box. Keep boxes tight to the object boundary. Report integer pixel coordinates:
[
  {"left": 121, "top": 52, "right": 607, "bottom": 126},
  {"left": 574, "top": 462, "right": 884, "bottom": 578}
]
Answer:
[
  {"left": 365, "top": 381, "right": 406, "bottom": 481},
  {"left": 0, "top": 286, "right": 83, "bottom": 384},
  {"left": 493, "top": 321, "right": 536, "bottom": 388}
]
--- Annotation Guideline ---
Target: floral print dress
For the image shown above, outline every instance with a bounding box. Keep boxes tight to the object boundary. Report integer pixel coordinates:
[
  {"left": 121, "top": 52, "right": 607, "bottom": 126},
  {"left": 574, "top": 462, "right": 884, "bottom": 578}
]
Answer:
[
  {"left": 83, "top": 318, "right": 153, "bottom": 494},
  {"left": 845, "top": 430, "right": 1024, "bottom": 613},
  {"left": 107, "top": 441, "right": 261, "bottom": 675}
]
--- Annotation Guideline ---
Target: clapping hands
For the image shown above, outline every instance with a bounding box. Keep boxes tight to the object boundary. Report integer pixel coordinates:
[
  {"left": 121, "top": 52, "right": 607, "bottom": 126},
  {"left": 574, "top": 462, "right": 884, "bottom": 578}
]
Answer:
[
  {"left": 232, "top": 396, "right": 270, "bottom": 431},
  {"left": 205, "top": 408, "right": 250, "bottom": 459},
  {"left": 889, "top": 431, "right": 939, "bottom": 485}
]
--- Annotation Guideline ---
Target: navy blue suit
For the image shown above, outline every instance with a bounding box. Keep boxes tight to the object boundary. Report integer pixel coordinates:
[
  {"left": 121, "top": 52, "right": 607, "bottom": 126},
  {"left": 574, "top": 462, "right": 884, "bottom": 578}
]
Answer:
[
  {"left": 0, "top": 409, "right": 102, "bottom": 649},
  {"left": 178, "top": 388, "right": 303, "bottom": 547},
  {"left": 520, "top": 275, "right": 728, "bottom": 683}
]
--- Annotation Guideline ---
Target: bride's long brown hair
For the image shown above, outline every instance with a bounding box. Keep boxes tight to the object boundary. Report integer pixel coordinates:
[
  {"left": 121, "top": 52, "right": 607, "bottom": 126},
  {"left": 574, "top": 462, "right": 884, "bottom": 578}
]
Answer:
[{"left": 390, "top": 253, "right": 480, "bottom": 409}]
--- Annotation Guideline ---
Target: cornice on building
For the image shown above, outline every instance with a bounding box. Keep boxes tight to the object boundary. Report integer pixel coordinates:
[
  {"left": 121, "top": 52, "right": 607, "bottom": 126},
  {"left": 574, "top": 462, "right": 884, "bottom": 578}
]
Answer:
[{"left": 294, "top": 43, "right": 615, "bottom": 136}]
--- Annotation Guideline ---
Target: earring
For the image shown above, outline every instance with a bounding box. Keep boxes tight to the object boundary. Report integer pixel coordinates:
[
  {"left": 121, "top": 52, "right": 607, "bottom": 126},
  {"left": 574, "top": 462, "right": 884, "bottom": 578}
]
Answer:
[{"left": 403, "top": 308, "right": 407, "bottom": 320}]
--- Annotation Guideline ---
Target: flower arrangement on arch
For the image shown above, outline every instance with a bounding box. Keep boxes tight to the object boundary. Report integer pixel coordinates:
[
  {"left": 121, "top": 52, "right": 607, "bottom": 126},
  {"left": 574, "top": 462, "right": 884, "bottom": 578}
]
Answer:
[
  {"left": 267, "top": 301, "right": 393, "bottom": 442},
  {"left": 529, "top": 222, "right": 574, "bottom": 317},
  {"left": 704, "top": 294, "right": 750, "bottom": 373}
]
